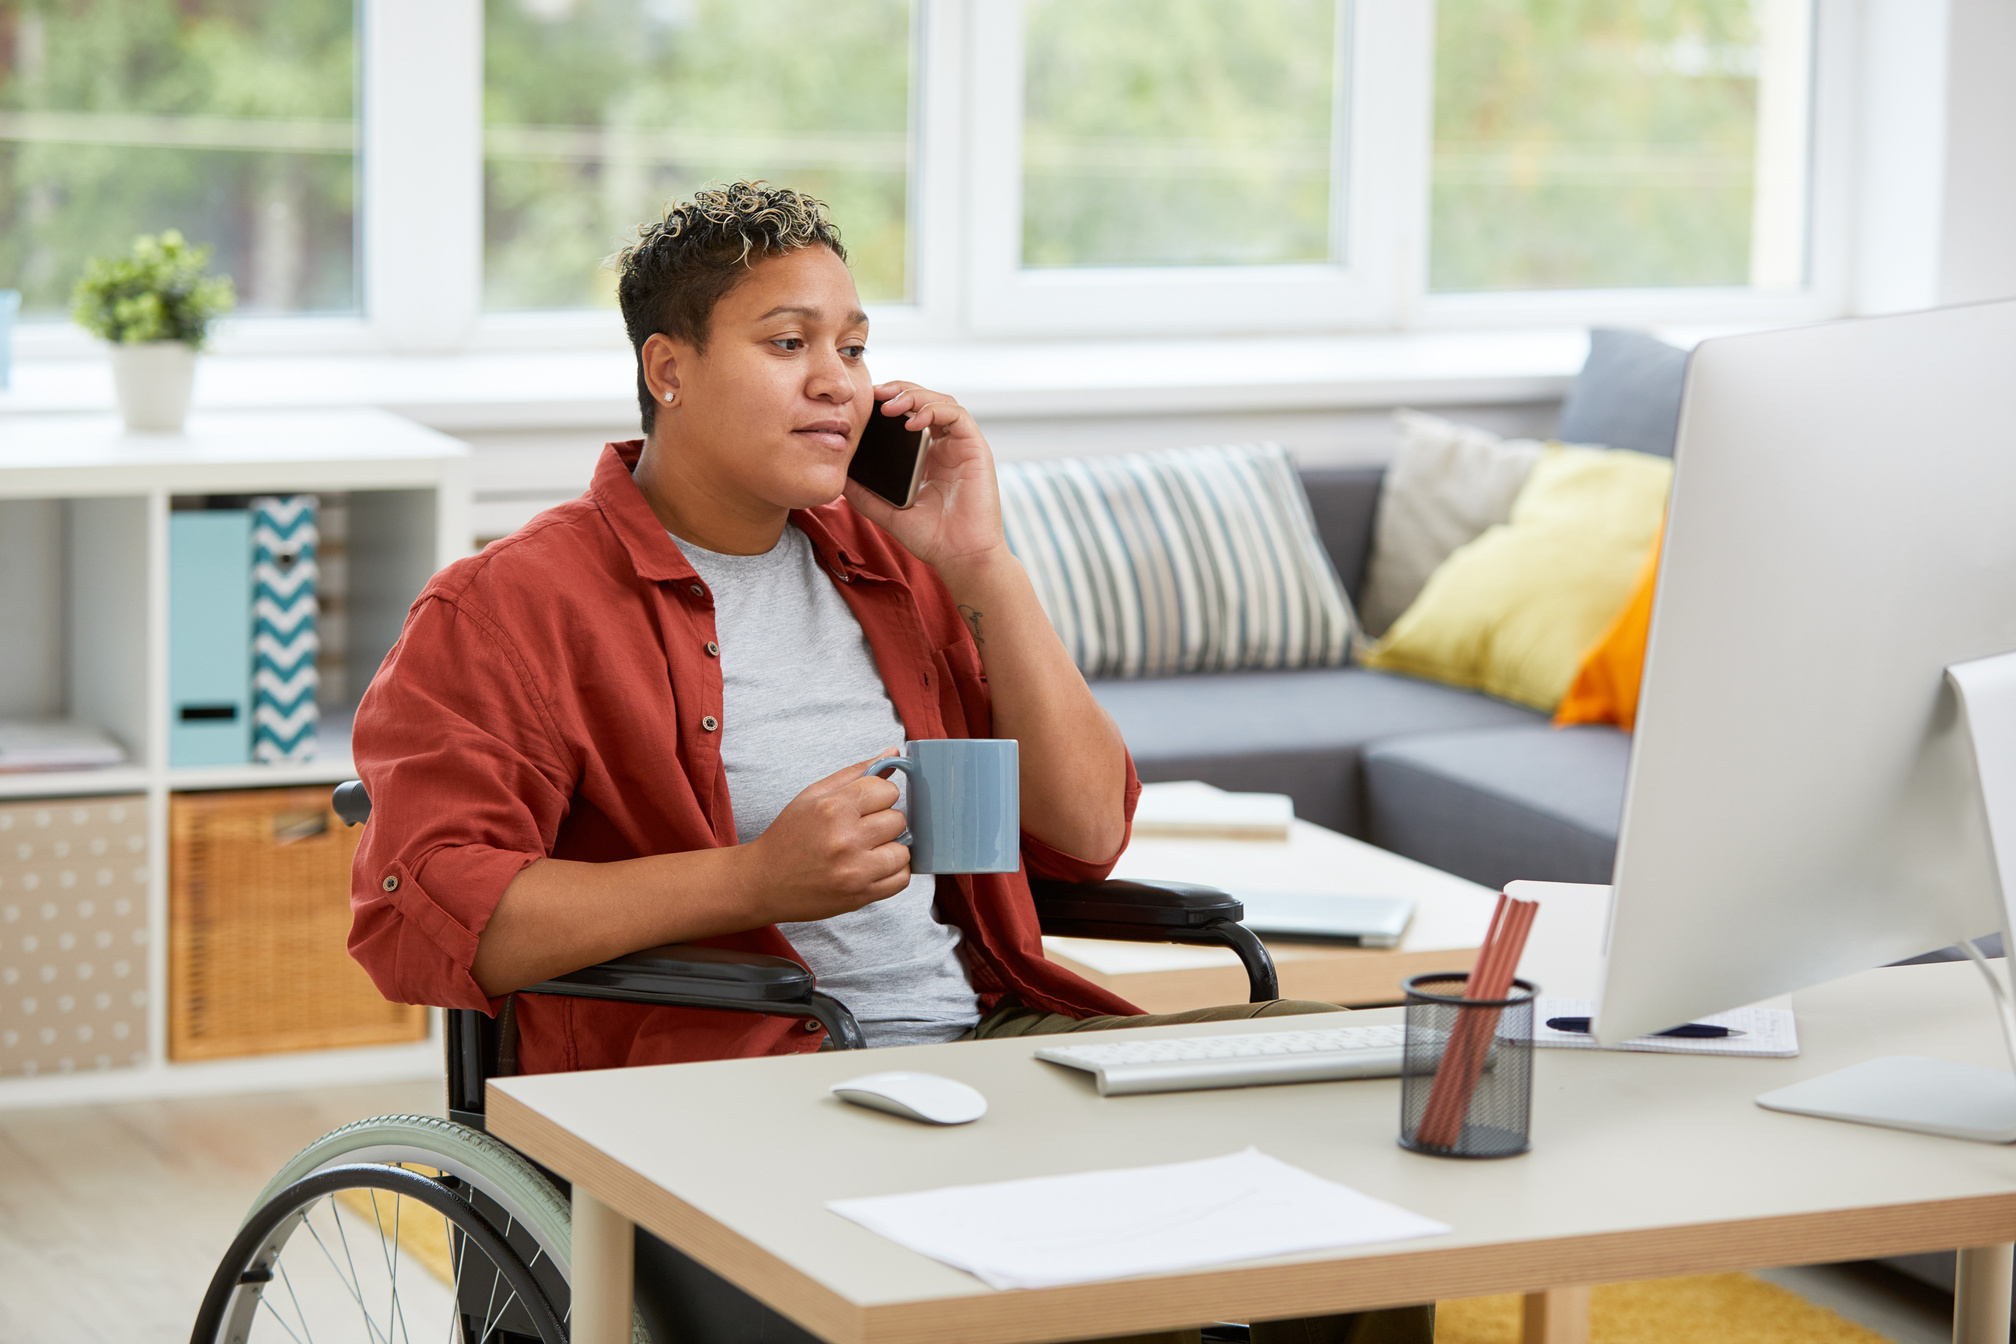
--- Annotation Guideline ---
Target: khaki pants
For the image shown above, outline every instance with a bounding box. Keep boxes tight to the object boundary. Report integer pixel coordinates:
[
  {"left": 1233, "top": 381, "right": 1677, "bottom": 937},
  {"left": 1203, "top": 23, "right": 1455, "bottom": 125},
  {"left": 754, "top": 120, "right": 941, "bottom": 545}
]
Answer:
[{"left": 964, "top": 999, "right": 1436, "bottom": 1344}]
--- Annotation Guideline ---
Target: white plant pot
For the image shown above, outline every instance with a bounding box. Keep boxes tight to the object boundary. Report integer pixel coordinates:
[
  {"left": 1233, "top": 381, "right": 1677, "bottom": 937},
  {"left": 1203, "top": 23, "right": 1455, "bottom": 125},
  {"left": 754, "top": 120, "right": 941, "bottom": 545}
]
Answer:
[{"left": 109, "top": 341, "right": 198, "bottom": 433}]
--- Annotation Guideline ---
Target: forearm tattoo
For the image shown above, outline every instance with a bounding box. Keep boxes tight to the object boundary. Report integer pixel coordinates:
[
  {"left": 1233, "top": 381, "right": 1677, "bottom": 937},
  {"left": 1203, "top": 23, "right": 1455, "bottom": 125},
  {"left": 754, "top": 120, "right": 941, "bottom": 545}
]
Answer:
[{"left": 958, "top": 604, "right": 985, "bottom": 645}]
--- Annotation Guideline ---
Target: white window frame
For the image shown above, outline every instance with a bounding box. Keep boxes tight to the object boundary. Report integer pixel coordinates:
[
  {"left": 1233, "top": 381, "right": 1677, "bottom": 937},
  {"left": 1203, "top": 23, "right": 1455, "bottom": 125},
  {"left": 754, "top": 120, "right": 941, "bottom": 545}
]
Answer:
[
  {"left": 0, "top": 0, "right": 1908, "bottom": 362},
  {"left": 1416, "top": 0, "right": 1858, "bottom": 331},
  {"left": 959, "top": 0, "right": 1426, "bottom": 338},
  {"left": 363, "top": 0, "right": 482, "bottom": 353}
]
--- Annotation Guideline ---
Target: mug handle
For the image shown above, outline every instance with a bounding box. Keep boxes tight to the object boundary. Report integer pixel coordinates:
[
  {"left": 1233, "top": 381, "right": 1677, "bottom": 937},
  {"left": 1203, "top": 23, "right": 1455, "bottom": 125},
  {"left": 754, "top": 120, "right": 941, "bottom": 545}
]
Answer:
[{"left": 863, "top": 755, "right": 918, "bottom": 847}]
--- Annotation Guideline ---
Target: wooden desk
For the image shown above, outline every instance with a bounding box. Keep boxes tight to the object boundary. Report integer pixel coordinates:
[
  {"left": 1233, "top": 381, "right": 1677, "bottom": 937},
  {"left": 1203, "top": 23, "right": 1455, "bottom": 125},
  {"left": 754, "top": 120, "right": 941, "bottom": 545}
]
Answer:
[
  {"left": 1043, "top": 820, "right": 1500, "bottom": 1012},
  {"left": 493, "top": 882, "right": 2016, "bottom": 1344}
]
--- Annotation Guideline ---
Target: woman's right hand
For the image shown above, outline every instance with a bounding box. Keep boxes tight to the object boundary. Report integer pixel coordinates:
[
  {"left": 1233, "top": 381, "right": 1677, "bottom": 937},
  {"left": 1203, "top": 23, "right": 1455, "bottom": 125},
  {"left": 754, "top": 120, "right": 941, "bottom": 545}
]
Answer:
[{"left": 741, "top": 752, "right": 912, "bottom": 925}]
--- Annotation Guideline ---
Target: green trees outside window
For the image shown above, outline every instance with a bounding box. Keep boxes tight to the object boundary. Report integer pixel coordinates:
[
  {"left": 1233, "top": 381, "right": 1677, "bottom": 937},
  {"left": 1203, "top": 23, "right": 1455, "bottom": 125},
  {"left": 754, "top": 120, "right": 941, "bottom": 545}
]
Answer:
[
  {"left": 1431, "top": 0, "right": 1790, "bottom": 293},
  {"left": 0, "top": 0, "right": 356, "bottom": 318},
  {"left": 0, "top": 0, "right": 1811, "bottom": 330},
  {"left": 482, "top": 0, "right": 912, "bottom": 312},
  {"left": 1020, "top": 0, "right": 1338, "bottom": 271}
]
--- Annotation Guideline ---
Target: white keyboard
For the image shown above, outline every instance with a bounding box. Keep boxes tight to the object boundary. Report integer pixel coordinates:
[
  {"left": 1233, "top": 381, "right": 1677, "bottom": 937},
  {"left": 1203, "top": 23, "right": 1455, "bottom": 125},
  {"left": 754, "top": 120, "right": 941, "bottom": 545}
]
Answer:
[{"left": 1034, "top": 1024, "right": 1408, "bottom": 1096}]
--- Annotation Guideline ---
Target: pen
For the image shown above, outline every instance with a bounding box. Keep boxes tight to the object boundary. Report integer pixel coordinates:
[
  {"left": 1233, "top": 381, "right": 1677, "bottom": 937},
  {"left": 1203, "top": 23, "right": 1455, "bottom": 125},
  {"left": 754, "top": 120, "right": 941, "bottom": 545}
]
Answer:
[{"left": 1544, "top": 1016, "right": 1740, "bottom": 1039}]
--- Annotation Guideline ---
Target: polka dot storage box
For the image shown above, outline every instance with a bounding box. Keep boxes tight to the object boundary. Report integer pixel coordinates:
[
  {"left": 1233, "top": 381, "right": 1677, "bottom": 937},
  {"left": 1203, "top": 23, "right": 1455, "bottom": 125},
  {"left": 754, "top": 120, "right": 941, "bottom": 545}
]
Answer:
[{"left": 0, "top": 796, "right": 150, "bottom": 1077}]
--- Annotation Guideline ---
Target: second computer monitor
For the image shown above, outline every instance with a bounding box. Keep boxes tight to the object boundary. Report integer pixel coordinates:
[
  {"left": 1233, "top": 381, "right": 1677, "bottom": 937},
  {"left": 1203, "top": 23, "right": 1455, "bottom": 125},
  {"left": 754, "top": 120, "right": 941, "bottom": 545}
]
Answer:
[{"left": 1593, "top": 299, "right": 2016, "bottom": 1046}]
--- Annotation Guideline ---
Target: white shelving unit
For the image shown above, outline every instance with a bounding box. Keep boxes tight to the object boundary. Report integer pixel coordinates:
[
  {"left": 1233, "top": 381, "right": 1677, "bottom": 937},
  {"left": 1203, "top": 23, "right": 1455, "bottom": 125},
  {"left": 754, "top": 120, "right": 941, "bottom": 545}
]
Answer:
[{"left": 0, "top": 410, "right": 472, "bottom": 1108}]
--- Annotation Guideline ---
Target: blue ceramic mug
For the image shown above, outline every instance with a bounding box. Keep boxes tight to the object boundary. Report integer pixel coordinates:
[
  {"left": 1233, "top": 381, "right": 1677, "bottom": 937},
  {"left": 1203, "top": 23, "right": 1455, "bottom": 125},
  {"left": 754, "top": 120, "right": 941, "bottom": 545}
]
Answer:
[{"left": 863, "top": 738, "right": 1020, "bottom": 874}]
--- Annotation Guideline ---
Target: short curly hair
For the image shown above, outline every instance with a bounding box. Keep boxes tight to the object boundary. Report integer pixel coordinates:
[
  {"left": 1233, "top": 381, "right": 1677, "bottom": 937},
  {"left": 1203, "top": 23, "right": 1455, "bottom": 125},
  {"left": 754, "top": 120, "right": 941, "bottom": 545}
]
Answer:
[{"left": 615, "top": 181, "right": 849, "bottom": 433}]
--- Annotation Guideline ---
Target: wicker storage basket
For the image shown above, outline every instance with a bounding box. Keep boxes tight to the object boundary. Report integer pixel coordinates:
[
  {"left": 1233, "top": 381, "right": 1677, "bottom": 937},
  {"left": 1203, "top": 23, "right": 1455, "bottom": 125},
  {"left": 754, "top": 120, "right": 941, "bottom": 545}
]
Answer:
[{"left": 170, "top": 786, "right": 427, "bottom": 1060}]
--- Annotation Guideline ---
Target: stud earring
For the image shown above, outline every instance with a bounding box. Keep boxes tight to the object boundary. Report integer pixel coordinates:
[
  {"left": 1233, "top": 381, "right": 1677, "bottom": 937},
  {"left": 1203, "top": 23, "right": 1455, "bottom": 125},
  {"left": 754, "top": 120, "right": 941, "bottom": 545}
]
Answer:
[{"left": 664, "top": 391, "right": 676, "bottom": 404}]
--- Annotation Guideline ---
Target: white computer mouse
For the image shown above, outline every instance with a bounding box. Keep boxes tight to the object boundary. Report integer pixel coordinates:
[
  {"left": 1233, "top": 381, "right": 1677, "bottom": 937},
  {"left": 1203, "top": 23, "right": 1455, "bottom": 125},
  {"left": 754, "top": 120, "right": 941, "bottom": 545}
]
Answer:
[{"left": 830, "top": 1071, "right": 987, "bottom": 1125}]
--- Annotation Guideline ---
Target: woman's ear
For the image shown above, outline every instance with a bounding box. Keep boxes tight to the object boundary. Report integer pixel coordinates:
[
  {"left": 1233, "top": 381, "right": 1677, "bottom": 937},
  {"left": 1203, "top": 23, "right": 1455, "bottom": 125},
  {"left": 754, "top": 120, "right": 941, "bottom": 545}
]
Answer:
[{"left": 642, "top": 332, "right": 683, "bottom": 407}]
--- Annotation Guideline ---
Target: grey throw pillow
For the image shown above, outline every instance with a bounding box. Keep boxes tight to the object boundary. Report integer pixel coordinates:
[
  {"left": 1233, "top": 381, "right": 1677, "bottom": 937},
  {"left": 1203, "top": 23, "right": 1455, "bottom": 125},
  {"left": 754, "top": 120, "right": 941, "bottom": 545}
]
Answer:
[
  {"left": 1358, "top": 412, "right": 1545, "bottom": 639},
  {"left": 1557, "top": 329, "right": 1690, "bottom": 458}
]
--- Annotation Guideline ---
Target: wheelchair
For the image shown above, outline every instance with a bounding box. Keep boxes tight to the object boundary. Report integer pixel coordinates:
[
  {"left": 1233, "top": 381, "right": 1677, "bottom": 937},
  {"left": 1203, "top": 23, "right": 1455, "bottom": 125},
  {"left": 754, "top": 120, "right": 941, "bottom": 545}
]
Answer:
[{"left": 191, "top": 781, "right": 1281, "bottom": 1344}]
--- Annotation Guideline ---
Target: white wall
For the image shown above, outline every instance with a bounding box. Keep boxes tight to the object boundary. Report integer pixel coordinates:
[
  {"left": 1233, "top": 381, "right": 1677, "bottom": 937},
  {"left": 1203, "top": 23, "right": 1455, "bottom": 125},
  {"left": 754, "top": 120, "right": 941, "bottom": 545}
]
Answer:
[
  {"left": 1936, "top": 0, "right": 2016, "bottom": 305},
  {"left": 458, "top": 400, "right": 1563, "bottom": 542},
  {"left": 1854, "top": 0, "right": 2016, "bottom": 313}
]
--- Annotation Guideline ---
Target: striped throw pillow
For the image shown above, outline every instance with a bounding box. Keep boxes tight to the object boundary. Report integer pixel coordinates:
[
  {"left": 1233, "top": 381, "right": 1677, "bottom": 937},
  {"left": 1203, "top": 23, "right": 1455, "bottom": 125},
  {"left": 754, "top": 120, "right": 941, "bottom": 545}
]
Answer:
[{"left": 998, "top": 443, "right": 1357, "bottom": 680}]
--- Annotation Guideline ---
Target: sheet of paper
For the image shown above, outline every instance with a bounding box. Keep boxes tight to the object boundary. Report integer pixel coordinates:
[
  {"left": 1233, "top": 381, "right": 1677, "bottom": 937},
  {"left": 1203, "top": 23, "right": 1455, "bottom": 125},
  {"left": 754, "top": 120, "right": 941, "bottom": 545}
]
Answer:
[
  {"left": 1533, "top": 997, "right": 1799, "bottom": 1057},
  {"left": 826, "top": 1147, "right": 1450, "bottom": 1291}
]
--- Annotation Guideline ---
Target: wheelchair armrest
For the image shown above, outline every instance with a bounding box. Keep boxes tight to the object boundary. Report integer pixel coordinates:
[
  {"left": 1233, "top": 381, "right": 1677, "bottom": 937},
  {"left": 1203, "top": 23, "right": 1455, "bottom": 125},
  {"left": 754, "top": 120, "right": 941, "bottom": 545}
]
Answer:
[
  {"left": 1030, "top": 878, "right": 1280, "bottom": 1004},
  {"left": 330, "top": 779, "right": 865, "bottom": 1046},
  {"left": 1029, "top": 877, "right": 1243, "bottom": 932},
  {"left": 527, "top": 945, "right": 865, "bottom": 1049},
  {"left": 531, "top": 944, "right": 812, "bottom": 1003},
  {"left": 451, "top": 945, "right": 866, "bottom": 1127}
]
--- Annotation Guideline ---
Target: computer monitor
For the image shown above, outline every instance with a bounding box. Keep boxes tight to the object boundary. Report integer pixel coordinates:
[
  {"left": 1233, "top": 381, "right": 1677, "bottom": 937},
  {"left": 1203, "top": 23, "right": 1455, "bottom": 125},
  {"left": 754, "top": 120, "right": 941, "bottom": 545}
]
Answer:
[{"left": 1591, "top": 298, "right": 2016, "bottom": 1141}]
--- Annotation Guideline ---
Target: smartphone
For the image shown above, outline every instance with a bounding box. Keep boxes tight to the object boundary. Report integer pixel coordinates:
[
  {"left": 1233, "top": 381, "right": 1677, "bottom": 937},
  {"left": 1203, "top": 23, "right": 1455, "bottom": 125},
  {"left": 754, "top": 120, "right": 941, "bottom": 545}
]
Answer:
[{"left": 847, "top": 399, "right": 930, "bottom": 510}]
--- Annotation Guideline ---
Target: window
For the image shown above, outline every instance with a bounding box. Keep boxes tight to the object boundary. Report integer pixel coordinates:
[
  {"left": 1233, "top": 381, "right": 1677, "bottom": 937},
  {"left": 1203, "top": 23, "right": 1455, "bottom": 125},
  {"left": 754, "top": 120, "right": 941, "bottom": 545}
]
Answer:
[
  {"left": 4, "top": 0, "right": 1851, "bottom": 352},
  {"left": 964, "top": 0, "right": 1400, "bottom": 336},
  {"left": 1019, "top": 0, "right": 1338, "bottom": 270},
  {"left": 1429, "top": 0, "right": 1813, "bottom": 294},
  {"left": 0, "top": 0, "right": 358, "bottom": 318},
  {"left": 481, "top": 0, "right": 915, "bottom": 313}
]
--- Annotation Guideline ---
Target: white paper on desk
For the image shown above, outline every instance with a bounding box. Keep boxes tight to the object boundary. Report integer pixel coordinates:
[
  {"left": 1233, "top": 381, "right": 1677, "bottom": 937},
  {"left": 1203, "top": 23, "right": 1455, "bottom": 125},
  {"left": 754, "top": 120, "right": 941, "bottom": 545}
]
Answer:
[
  {"left": 826, "top": 1148, "right": 1449, "bottom": 1291},
  {"left": 1533, "top": 997, "right": 1799, "bottom": 1057}
]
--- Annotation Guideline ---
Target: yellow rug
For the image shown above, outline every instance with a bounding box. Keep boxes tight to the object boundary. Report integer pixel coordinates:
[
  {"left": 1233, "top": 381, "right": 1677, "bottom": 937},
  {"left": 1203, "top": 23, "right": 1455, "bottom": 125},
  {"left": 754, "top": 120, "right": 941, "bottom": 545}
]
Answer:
[{"left": 1435, "top": 1274, "right": 1893, "bottom": 1344}]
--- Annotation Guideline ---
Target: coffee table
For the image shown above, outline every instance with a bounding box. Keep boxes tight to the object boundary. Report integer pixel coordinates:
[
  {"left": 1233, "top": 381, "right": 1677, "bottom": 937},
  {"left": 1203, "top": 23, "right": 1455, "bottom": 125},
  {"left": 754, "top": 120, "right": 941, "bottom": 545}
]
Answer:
[{"left": 1042, "top": 804, "right": 1500, "bottom": 1012}]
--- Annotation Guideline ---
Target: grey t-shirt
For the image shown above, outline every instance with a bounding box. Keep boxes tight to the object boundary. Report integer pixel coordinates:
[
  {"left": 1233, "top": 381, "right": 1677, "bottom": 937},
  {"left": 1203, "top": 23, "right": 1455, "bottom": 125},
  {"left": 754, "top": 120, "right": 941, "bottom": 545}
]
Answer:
[{"left": 668, "top": 525, "right": 982, "bottom": 1047}]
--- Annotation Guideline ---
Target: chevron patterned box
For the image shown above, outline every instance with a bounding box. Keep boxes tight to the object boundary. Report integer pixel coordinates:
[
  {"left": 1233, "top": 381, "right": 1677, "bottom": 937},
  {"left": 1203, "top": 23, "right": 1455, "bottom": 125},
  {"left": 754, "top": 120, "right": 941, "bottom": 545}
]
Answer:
[{"left": 251, "top": 496, "right": 319, "bottom": 763}]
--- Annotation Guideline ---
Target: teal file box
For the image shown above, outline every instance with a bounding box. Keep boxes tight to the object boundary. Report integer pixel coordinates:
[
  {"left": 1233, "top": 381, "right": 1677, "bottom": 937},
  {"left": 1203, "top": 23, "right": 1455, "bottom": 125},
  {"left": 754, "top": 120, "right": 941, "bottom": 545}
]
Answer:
[{"left": 169, "top": 510, "right": 253, "bottom": 766}]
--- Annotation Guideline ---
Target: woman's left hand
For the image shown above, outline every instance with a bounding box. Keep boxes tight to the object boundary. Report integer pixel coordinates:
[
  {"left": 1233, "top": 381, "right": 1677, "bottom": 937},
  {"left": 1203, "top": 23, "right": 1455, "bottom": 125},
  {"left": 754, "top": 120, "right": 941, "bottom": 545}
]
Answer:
[{"left": 842, "top": 381, "right": 1009, "bottom": 580}]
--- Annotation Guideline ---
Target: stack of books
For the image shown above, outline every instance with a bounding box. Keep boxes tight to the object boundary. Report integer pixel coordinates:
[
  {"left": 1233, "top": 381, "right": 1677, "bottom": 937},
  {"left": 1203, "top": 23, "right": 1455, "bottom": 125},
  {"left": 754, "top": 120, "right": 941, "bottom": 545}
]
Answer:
[
  {"left": 0, "top": 720, "right": 127, "bottom": 774},
  {"left": 1130, "top": 780, "right": 1294, "bottom": 842}
]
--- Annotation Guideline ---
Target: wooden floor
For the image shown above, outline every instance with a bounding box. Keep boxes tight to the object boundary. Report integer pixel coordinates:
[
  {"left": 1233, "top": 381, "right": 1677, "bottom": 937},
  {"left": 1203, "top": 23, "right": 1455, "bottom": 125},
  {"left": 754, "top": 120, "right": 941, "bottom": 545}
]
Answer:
[
  {"left": 0, "top": 1078, "right": 439, "bottom": 1343},
  {"left": 0, "top": 1080, "right": 1962, "bottom": 1344}
]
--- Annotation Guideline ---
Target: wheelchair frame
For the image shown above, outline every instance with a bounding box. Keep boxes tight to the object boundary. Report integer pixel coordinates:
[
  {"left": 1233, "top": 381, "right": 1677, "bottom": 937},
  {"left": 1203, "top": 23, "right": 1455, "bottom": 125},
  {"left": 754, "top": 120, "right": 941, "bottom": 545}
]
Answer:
[{"left": 194, "top": 782, "right": 1280, "bottom": 1344}]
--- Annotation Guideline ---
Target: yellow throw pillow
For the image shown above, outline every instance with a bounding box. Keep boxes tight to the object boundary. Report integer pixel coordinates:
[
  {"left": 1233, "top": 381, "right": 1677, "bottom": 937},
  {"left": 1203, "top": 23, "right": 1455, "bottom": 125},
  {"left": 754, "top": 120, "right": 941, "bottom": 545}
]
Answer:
[{"left": 1362, "top": 444, "right": 1672, "bottom": 710}]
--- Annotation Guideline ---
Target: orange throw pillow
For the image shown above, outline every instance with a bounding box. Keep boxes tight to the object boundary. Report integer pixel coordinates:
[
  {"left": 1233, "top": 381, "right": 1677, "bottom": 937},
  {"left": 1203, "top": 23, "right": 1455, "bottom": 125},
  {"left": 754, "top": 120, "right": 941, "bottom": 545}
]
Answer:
[{"left": 1554, "top": 523, "right": 1662, "bottom": 731}]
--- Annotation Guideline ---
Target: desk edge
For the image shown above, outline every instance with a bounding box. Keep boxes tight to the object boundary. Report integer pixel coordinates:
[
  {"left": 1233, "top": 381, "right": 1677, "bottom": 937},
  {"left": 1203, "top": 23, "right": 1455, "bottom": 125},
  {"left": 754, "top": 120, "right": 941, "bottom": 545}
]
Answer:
[{"left": 487, "top": 1082, "right": 869, "bottom": 1344}]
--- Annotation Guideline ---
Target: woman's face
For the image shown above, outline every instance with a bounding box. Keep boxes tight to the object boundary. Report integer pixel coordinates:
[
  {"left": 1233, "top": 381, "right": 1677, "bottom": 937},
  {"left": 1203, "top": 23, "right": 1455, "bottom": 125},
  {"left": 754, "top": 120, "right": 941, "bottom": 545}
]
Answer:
[{"left": 641, "top": 245, "right": 875, "bottom": 514}]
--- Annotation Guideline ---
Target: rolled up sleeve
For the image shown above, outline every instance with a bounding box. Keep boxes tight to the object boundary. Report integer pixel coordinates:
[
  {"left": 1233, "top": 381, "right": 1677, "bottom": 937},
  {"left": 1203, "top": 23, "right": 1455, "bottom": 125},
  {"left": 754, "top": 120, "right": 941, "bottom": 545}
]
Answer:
[{"left": 348, "top": 595, "right": 573, "bottom": 1013}]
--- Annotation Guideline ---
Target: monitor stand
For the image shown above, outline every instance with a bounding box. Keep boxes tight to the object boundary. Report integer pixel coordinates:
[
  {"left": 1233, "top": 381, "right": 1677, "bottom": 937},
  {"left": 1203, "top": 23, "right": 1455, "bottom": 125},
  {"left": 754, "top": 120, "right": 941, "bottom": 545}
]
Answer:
[{"left": 1756, "top": 651, "right": 2016, "bottom": 1142}]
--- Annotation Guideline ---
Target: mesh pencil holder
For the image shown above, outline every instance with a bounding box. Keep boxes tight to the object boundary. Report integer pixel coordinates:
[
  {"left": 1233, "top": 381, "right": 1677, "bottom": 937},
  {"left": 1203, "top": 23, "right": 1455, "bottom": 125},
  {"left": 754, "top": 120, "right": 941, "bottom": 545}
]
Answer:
[{"left": 1398, "top": 972, "right": 1538, "bottom": 1159}]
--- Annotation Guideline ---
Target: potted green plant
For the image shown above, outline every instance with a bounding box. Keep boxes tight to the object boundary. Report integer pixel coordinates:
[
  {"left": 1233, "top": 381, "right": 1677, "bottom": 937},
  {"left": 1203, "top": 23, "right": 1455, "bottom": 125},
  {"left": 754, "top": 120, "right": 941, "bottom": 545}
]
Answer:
[{"left": 71, "top": 231, "right": 235, "bottom": 433}]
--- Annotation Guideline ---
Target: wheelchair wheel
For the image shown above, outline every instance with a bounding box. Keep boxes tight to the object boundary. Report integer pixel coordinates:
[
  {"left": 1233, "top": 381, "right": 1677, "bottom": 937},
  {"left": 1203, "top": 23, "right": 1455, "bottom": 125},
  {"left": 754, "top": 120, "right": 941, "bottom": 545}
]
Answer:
[{"left": 191, "top": 1113, "right": 648, "bottom": 1344}]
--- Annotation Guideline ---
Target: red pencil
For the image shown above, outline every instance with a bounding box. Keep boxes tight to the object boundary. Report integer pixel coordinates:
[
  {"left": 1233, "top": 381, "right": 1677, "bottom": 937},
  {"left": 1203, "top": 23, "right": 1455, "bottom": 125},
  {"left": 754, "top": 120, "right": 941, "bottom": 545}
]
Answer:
[{"left": 1416, "top": 895, "right": 1537, "bottom": 1150}]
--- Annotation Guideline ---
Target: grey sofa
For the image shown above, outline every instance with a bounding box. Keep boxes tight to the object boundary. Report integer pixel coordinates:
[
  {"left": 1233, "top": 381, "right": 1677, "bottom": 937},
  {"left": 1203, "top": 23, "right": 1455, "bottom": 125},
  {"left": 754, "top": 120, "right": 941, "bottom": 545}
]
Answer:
[
  {"left": 1088, "top": 330, "right": 1695, "bottom": 891},
  {"left": 1090, "top": 464, "right": 1634, "bottom": 890}
]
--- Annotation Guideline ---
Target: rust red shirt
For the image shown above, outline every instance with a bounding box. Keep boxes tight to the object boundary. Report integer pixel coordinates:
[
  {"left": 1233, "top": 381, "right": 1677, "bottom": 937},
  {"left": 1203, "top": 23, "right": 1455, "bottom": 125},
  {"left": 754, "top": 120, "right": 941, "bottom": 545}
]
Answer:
[{"left": 348, "top": 440, "right": 1142, "bottom": 1074}]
